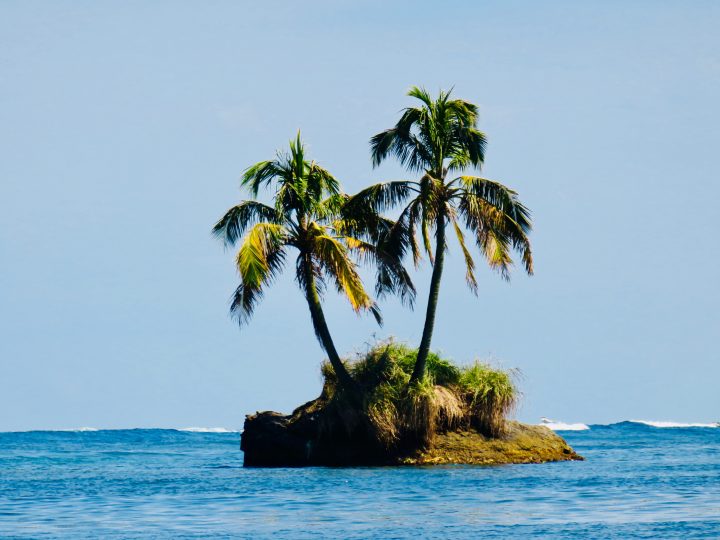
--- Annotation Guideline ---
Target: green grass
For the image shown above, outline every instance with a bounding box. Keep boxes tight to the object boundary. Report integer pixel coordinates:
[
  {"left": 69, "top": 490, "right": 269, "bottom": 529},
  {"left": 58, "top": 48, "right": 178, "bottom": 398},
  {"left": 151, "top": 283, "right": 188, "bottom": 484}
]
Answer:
[
  {"left": 459, "top": 361, "right": 518, "bottom": 438},
  {"left": 319, "top": 340, "right": 518, "bottom": 448}
]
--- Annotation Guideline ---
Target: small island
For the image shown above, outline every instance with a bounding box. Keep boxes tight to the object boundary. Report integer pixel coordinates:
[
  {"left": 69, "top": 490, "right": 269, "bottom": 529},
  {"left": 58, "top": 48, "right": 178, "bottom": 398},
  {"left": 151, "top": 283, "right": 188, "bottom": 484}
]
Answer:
[
  {"left": 241, "top": 343, "right": 582, "bottom": 467},
  {"left": 214, "top": 87, "right": 581, "bottom": 467}
]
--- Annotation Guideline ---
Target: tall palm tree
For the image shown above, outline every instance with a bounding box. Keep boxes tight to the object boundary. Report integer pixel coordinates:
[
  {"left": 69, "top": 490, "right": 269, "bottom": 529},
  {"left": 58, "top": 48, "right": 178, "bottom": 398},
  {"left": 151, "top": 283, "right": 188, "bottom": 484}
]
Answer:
[
  {"left": 344, "top": 87, "right": 533, "bottom": 384},
  {"left": 213, "top": 134, "right": 411, "bottom": 394}
]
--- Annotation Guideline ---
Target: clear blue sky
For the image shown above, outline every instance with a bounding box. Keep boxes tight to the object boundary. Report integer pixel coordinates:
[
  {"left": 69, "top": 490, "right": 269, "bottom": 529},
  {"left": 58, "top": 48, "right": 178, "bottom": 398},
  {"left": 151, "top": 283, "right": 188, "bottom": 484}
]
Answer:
[{"left": 1, "top": 1, "right": 718, "bottom": 431}]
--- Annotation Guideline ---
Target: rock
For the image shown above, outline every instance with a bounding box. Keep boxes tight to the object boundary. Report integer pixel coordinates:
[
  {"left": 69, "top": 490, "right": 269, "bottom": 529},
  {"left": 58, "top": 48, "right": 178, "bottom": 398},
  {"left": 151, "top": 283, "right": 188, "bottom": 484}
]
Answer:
[
  {"left": 241, "top": 401, "right": 583, "bottom": 467},
  {"left": 402, "top": 422, "right": 583, "bottom": 465},
  {"left": 240, "top": 411, "right": 309, "bottom": 467}
]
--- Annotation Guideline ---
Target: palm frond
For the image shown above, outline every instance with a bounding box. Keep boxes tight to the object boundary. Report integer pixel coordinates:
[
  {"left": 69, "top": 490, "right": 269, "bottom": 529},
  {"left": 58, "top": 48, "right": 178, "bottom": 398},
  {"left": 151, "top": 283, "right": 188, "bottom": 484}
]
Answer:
[
  {"left": 447, "top": 127, "right": 486, "bottom": 172},
  {"left": 421, "top": 214, "right": 434, "bottom": 264},
  {"left": 407, "top": 85, "right": 435, "bottom": 109},
  {"left": 212, "top": 201, "right": 279, "bottom": 246},
  {"left": 317, "top": 193, "right": 348, "bottom": 221},
  {"left": 457, "top": 176, "right": 533, "bottom": 275},
  {"left": 457, "top": 176, "right": 532, "bottom": 234},
  {"left": 311, "top": 232, "right": 373, "bottom": 312},
  {"left": 482, "top": 232, "right": 514, "bottom": 280},
  {"left": 236, "top": 223, "right": 287, "bottom": 287},
  {"left": 343, "top": 181, "right": 416, "bottom": 216},
  {"left": 451, "top": 218, "right": 478, "bottom": 294},
  {"left": 457, "top": 190, "right": 533, "bottom": 279},
  {"left": 307, "top": 162, "right": 341, "bottom": 202},
  {"left": 416, "top": 174, "right": 443, "bottom": 262},
  {"left": 231, "top": 222, "right": 288, "bottom": 324},
  {"left": 370, "top": 106, "right": 434, "bottom": 172},
  {"left": 344, "top": 236, "right": 416, "bottom": 307},
  {"left": 445, "top": 98, "right": 478, "bottom": 126},
  {"left": 240, "top": 160, "right": 282, "bottom": 197}
]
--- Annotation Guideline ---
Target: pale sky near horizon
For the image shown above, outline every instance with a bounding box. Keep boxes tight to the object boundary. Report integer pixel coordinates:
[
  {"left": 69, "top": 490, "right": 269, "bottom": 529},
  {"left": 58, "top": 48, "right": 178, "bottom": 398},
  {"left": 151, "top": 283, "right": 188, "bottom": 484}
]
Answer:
[{"left": 1, "top": 1, "right": 719, "bottom": 431}]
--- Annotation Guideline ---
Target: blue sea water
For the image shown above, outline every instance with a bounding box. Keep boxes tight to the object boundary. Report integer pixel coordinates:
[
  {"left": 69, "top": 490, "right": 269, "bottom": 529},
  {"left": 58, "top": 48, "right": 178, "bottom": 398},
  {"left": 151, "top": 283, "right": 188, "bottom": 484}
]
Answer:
[{"left": 1, "top": 422, "right": 719, "bottom": 539}]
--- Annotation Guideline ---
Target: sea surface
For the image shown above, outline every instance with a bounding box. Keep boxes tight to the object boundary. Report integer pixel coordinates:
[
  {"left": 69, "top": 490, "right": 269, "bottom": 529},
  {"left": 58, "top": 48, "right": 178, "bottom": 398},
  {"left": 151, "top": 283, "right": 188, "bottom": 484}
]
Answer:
[{"left": 1, "top": 421, "right": 719, "bottom": 538}]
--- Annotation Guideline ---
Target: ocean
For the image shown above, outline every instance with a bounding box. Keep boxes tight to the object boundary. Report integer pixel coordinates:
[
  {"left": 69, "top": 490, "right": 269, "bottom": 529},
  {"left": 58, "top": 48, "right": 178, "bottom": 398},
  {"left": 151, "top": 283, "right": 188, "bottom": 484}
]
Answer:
[{"left": 1, "top": 421, "right": 718, "bottom": 538}]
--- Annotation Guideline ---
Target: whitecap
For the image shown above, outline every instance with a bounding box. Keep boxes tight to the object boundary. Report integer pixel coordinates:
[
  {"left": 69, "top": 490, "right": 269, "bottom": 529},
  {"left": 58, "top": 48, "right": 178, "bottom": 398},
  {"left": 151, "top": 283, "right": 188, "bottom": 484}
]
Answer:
[
  {"left": 630, "top": 420, "right": 719, "bottom": 429},
  {"left": 538, "top": 418, "right": 590, "bottom": 431}
]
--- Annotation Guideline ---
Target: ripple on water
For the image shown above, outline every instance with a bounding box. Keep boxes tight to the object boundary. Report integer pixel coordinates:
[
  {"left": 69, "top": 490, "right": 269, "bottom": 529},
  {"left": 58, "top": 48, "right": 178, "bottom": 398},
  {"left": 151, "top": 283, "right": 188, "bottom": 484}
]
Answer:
[{"left": 0, "top": 426, "right": 719, "bottom": 538}]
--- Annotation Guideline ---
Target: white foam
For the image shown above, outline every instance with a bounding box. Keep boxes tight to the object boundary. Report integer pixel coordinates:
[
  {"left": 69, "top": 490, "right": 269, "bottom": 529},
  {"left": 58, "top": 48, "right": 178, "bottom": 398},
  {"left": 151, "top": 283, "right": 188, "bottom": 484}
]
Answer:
[
  {"left": 539, "top": 418, "right": 590, "bottom": 431},
  {"left": 630, "top": 420, "right": 719, "bottom": 429},
  {"left": 176, "top": 427, "right": 239, "bottom": 433}
]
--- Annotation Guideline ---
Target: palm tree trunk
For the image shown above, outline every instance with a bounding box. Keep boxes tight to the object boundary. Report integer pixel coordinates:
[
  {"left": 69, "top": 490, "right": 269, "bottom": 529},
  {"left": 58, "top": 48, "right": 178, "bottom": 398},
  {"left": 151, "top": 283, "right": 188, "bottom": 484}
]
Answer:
[
  {"left": 411, "top": 211, "right": 446, "bottom": 384},
  {"left": 302, "top": 257, "right": 359, "bottom": 394}
]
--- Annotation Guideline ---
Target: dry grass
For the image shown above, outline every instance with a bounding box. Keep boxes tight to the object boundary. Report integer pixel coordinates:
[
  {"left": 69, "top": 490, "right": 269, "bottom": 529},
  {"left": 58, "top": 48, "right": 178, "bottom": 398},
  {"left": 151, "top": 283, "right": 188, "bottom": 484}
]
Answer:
[
  {"left": 459, "top": 362, "right": 518, "bottom": 437},
  {"left": 320, "top": 341, "right": 518, "bottom": 449},
  {"left": 318, "top": 340, "right": 519, "bottom": 449}
]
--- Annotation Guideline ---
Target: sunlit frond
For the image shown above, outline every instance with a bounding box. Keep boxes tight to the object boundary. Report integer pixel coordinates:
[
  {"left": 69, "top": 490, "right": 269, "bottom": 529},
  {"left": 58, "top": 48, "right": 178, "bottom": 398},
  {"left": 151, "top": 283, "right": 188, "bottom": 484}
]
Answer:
[
  {"left": 311, "top": 231, "right": 373, "bottom": 312},
  {"left": 456, "top": 176, "right": 533, "bottom": 276},
  {"left": 230, "top": 223, "right": 288, "bottom": 324},
  {"left": 316, "top": 194, "right": 347, "bottom": 222},
  {"left": 457, "top": 176, "right": 532, "bottom": 234},
  {"left": 482, "top": 232, "right": 514, "bottom": 280},
  {"left": 451, "top": 218, "right": 478, "bottom": 294},
  {"left": 236, "top": 223, "right": 287, "bottom": 288},
  {"left": 457, "top": 191, "right": 532, "bottom": 279}
]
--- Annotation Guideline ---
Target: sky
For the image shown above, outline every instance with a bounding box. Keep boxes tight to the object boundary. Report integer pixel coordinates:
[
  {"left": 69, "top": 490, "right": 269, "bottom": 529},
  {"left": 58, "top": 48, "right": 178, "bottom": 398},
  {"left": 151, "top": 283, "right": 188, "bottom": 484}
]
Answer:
[{"left": 1, "top": 1, "right": 719, "bottom": 431}]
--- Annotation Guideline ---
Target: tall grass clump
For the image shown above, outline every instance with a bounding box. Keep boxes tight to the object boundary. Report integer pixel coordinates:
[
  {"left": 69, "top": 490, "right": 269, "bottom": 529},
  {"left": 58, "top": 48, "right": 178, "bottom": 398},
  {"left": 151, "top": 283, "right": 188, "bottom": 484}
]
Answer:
[
  {"left": 318, "top": 341, "right": 518, "bottom": 450},
  {"left": 459, "top": 362, "right": 518, "bottom": 437}
]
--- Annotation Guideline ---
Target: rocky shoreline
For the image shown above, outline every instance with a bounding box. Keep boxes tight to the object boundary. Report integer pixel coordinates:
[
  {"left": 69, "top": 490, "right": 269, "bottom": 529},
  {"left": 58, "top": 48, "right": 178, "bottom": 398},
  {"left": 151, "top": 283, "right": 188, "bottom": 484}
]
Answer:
[{"left": 241, "top": 404, "right": 583, "bottom": 467}]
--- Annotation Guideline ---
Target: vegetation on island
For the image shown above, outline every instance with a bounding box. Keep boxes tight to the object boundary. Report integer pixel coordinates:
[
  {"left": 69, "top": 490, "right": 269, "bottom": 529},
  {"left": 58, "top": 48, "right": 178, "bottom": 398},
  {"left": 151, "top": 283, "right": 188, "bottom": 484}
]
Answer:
[
  {"left": 319, "top": 341, "right": 518, "bottom": 450},
  {"left": 240, "top": 341, "right": 580, "bottom": 466},
  {"left": 214, "top": 87, "right": 552, "bottom": 462}
]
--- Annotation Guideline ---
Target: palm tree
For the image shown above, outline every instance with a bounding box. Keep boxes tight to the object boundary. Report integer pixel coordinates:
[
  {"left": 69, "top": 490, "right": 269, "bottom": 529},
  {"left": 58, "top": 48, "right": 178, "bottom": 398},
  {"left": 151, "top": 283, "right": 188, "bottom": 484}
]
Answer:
[
  {"left": 344, "top": 87, "right": 533, "bottom": 384},
  {"left": 213, "top": 134, "right": 411, "bottom": 394}
]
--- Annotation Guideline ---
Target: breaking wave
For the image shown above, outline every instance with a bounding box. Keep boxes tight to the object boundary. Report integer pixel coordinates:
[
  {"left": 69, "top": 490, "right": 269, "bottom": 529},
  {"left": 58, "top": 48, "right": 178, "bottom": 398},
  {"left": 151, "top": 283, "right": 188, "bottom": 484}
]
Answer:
[
  {"left": 539, "top": 418, "right": 590, "bottom": 431},
  {"left": 628, "top": 420, "right": 719, "bottom": 429},
  {"left": 539, "top": 418, "right": 720, "bottom": 431}
]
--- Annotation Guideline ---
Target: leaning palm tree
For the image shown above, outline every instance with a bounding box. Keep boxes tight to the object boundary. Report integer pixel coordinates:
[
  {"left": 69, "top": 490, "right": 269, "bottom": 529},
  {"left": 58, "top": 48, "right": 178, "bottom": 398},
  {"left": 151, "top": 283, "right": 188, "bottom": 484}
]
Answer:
[
  {"left": 344, "top": 87, "right": 533, "bottom": 384},
  {"left": 213, "top": 134, "right": 411, "bottom": 394}
]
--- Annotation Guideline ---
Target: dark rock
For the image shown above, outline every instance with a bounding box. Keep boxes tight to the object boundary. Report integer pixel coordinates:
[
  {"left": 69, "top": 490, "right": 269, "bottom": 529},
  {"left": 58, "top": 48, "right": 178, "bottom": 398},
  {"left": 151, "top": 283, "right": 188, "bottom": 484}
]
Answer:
[{"left": 241, "top": 400, "right": 583, "bottom": 467}]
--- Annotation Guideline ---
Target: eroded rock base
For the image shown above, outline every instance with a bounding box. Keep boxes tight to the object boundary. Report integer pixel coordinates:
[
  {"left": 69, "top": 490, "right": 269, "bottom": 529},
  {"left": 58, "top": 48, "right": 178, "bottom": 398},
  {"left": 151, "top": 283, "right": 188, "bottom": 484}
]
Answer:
[{"left": 241, "top": 404, "right": 583, "bottom": 467}]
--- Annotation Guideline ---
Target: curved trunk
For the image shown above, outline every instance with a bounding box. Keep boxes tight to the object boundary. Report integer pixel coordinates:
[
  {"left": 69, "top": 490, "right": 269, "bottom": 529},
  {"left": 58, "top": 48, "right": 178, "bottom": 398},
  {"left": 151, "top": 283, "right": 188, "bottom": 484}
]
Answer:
[
  {"left": 411, "top": 211, "right": 446, "bottom": 384},
  {"left": 302, "top": 256, "right": 359, "bottom": 394}
]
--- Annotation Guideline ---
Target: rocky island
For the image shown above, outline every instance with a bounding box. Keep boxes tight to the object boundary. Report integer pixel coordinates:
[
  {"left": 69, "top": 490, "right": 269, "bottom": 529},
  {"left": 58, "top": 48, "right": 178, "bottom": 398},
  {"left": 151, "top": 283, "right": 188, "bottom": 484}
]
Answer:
[{"left": 240, "top": 344, "right": 582, "bottom": 467}]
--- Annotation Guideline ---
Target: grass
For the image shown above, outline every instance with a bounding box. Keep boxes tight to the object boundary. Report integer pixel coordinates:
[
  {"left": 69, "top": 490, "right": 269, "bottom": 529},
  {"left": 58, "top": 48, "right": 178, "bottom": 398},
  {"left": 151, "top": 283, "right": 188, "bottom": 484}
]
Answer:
[{"left": 319, "top": 340, "right": 518, "bottom": 450}]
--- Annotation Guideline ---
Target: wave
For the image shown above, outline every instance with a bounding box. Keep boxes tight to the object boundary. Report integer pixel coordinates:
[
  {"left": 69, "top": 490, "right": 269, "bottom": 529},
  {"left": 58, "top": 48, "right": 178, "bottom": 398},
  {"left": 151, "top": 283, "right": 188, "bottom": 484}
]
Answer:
[
  {"left": 538, "top": 418, "right": 720, "bottom": 431},
  {"left": 539, "top": 418, "right": 590, "bottom": 431},
  {"left": 1, "top": 427, "right": 239, "bottom": 434},
  {"left": 4, "top": 427, "right": 102, "bottom": 433},
  {"left": 5, "top": 420, "right": 717, "bottom": 435},
  {"left": 175, "top": 427, "right": 239, "bottom": 433},
  {"left": 628, "top": 420, "right": 719, "bottom": 429}
]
